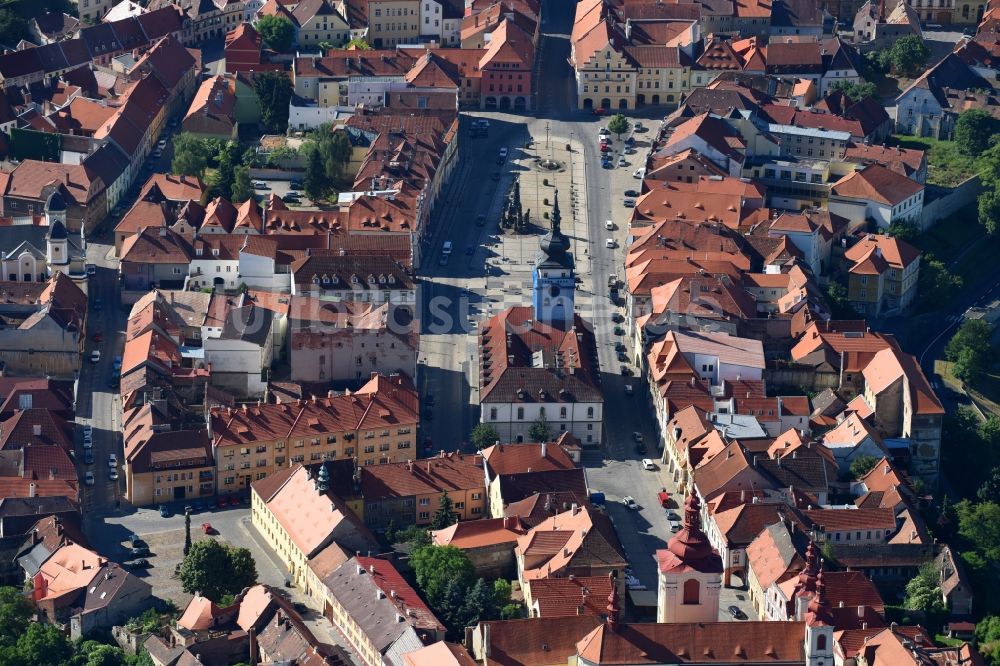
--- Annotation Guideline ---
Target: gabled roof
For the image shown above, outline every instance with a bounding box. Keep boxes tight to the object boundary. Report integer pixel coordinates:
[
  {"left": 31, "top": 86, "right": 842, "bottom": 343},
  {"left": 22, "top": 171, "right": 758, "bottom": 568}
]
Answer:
[{"left": 831, "top": 164, "right": 923, "bottom": 206}]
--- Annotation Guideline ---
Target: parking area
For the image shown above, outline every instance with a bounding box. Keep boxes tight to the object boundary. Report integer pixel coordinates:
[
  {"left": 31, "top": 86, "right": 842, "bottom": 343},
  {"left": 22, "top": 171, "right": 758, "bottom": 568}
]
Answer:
[{"left": 251, "top": 179, "right": 317, "bottom": 208}]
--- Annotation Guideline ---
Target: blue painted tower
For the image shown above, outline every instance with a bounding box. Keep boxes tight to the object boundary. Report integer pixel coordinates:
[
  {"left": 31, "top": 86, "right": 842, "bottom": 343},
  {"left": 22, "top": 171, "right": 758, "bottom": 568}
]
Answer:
[{"left": 533, "top": 190, "right": 575, "bottom": 328}]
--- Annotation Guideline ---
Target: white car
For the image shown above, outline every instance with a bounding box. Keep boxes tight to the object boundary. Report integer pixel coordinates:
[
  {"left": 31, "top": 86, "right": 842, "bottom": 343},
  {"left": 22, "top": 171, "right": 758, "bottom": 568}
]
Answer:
[
  {"left": 83, "top": 436, "right": 93, "bottom": 450},
  {"left": 157, "top": 139, "right": 167, "bottom": 149},
  {"left": 642, "top": 458, "right": 655, "bottom": 470},
  {"left": 605, "top": 238, "right": 616, "bottom": 249},
  {"left": 90, "top": 350, "right": 101, "bottom": 364},
  {"left": 618, "top": 157, "right": 627, "bottom": 167},
  {"left": 109, "top": 469, "right": 119, "bottom": 481},
  {"left": 605, "top": 220, "right": 614, "bottom": 230},
  {"left": 669, "top": 519, "right": 682, "bottom": 532},
  {"left": 633, "top": 167, "right": 646, "bottom": 179},
  {"left": 84, "top": 471, "right": 95, "bottom": 486},
  {"left": 498, "top": 147, "right": 508, "bottom": 159},
  {"left": 622, "top": 496, "right": 639, "bottom": 510},
  {"left": 108, "top": 453, "right": 118, "bottom": 468}
]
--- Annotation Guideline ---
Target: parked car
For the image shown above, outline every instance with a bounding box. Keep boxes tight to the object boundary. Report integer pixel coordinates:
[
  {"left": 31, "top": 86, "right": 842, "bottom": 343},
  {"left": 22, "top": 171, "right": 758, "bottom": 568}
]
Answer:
[
  {"left": 620, "top": 364, "right": 631, "bottom": 376},
  {"left": 642, "top": 458, "right": 655, "bottom": 470},
  {"left": 666, "top": 510, "right": 681, "bottom": 521},
  {"left": 127, "top": 534, "right": 145, "bottom": 548},
  {"left": 84, "top": 450, "right": 94, "bottom": 465},
  {"left": 90, "top": 350, "right": 101, "bottom": 364},
  {"left": 632, "top": 432, "right": 644, "bottom": 443},
  {"left": 498, "top": 147, "right": 508, "bottom": 159},
  {"left": 109, "top": 469, "right": 118, "bottom": 481},
  {"left": 83, "top": 436, "right": 92, "bottom": 450},
  {"left": 94, "top": 297, "right": 102, "bottom": 311},
  {"left": 634, "top": 442, "right": 647, "bottom": 455},
  {"left": 86, "top": 264, "right": 97, "bottom": 276},
  {"left": 617, "top": 157, "right": 627, "bottom": 167},
  {"left": 108, "top": 453, "right": 118, "bottom": 468},
  {"left": 634, "top": 122, "right": 644, "bottom": 131},
  {"left": 624, "top": 384, "right": 634, "bottom": 396},
  {"left": 127, "top": 545, "right": 149, "bottom": 557},
  {"left": 289, "top": 180, "right": 303, "bottom": 190},
  {"left": 623, "top": 198, "right": 636, "bottom": 208},
  {"left": 158, "top": 505, "right": 172, "bottom": 518},
  {"left": 152, "top": 148, "right": 162, "bottom": 159},
  {"left": 622, "top": 496, "right": 639, "bottom": 509},
  {"left": 593, "top": 107, "right": 609, "bottom": 116},
  {"left": 253, "top": 181, "right": 269, "bottom": 189},
  {"left": 112, "top": 356, "right": 122, "bottom": 373},
  {"left": 624, "top": 189, "right": 640, "bottom": 198},
  {"left": 125, "top": 559, "right": 151, "bottom": 570},
  {"left": 84, "top": 471, "right": 95, "bottom": 486},
  {"left": 108, "top": 376, "right": 120, "bottom": 390},
  {"left": 612, "top": 313, "right": 624, "bottom": 323},
  {"left": 669, "top": 519, "right": 682, "bottom": 532},
  {"left": 728, "top": 605, "right": 748, "bottom": 620},
  {"left": 600, "top": 144, "right": 610, "bottom": 153},
  {"left": 91, "top": 332, "right": 103, "bottom": 343},
  {"left": 605, "top": 238, "right": 616, "bottom": 248}
]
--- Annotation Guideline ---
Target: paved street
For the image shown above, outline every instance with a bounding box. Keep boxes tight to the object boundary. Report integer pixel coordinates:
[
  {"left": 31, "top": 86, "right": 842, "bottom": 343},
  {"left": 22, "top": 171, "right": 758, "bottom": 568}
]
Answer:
[{"left": 411, "top": 0, "right": 753, "bottom": 616}]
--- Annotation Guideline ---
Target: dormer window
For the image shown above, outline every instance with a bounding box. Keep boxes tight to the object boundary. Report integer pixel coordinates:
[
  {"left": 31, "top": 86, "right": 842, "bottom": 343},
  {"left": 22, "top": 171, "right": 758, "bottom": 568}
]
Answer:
[
  {"left": 196, "top": 248, "right": 203, "bottom": 256},
  {"left": 312, "top": 276, "right": 320, "bottom": 284},
  {"left": 212, "top": 248, "right": 219, "bottom": 257},
  {"left": 378, "top": 275, "right": 387, "bottom": 284},
  {"left": 387, "top": 274, "right": 395, "bottom": 284},
  {"left": 322, "top": 275, "right": 330, "bottom": 284},
  {"left": 368, "top": 275, "right": 376, "bottom": 285},
  {"left": 332, "top": 275, "right": 339, "bottom": 285},
  {"left": 351, "top": 275, "right": 359, "bottom": 284}
]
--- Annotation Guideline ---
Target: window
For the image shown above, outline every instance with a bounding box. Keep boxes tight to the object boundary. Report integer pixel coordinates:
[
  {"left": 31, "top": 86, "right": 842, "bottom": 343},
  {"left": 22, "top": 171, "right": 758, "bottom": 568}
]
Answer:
[
  {"left": 683, "top": 579, "right": 700, "bottom": 605},
  {"left": 816, "top": 635, "right": 827, "bottom": 651},
  {"left": 454, "top": 502, "right": 465, "bottom": 509},
  {"left": 419, "top": 497, "right": 429, "bottom": 506},
  {"left": 419, "top": 511, "right": 429, "bottom": 519},
  {"left": 517, "top": 407, "right": 524, "bottom": 420},
  {"left": 472, "top": 492, "right": 481, "bottom": 500},
  {"left": 587, "top": 407, "right": 594, "bottom": 418}
]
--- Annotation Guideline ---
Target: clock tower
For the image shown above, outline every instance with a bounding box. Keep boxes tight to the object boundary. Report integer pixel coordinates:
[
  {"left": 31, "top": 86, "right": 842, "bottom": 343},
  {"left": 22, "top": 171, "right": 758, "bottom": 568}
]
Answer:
[{"left": 533, "top": 190, "right": 575, "bottom": 328}]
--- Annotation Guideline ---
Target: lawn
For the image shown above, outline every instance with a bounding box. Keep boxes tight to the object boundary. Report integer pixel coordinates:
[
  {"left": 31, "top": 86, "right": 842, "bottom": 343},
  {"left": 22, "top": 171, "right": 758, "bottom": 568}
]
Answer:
[
  {"left": 890, "top": 135, "right": 982, "bottom": 187},
  {"left": 936, "top": 359, "right": 1000, "bottom": 418}
]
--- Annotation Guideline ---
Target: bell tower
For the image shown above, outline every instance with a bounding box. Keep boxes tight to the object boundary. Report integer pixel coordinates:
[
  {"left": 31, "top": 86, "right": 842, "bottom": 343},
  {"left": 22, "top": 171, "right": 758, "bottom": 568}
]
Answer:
[{"left": 532, "top": 190, "right": 575, "bottom": 328}]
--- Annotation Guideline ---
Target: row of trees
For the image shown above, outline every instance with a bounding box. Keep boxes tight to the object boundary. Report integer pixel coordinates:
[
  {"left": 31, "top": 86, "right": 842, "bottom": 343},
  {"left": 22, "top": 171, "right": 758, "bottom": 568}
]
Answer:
[
  {"left": 302, "top": 126, "right": 354, "bottom": 200},
  {"left": 469, "top": 416, "right": 552, "bottom": 451},
  {"left": 172, "top": 135, "right": 254, "bottom": 202},
  {"left": 409, "top": 544, "right": 521, "bottom": 640},
  {"left": 255, "top": 16, "right": 370, "bottom": 54}
]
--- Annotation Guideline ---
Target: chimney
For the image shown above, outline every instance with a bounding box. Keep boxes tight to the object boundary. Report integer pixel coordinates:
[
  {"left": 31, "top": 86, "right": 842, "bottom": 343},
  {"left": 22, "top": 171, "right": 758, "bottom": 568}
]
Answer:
[
  {"left": 29, "top": 482, "right": 36, "bottom": 498},
  {"left": 541, "top": 441, "right": 547, "bottom": 459},
  {"left": 857, "top": 605, "right": 864, "bottom": 617}
]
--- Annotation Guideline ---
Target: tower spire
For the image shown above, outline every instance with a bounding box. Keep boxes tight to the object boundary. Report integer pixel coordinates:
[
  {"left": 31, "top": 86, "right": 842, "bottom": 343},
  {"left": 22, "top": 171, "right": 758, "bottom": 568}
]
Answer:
[{"left": 551, "top": 188, "right": 561, "bottom": 233}]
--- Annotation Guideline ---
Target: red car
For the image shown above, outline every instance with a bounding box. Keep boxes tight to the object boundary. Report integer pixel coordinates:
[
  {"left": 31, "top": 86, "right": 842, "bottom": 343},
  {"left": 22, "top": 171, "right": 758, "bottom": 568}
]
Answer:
[
  {"left": 600, "top": 144, "right": 610, "bottom": 153},
  {"left": 91, "top": 332, "right": 103, "bottom": 343},
  {"left": 202, "top": 522, "right": 215, "bottom": 535},
  {"left": 217, "top": 496, "right": 229, "bottom": 508},
  {"left": 593, "top": 107, "right": 609, "bottom": 116}
]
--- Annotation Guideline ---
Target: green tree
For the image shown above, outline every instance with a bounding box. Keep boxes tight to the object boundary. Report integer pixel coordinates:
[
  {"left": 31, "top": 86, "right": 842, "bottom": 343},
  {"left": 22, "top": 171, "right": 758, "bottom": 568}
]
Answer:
[
  {"left": 172, "top": 134, "right": 212, "bottom": 180},
  {"left": 470, "top": 423, "right": 499, "bottom": 450},
  {"left": 829, "top": 79, "right": 878, "bottom": 102},
  {"left": 945, "top": 319, "right": 992, "bottom": 384},
  {"left": 254, "top": 72, "right": 294, "bottom": 133},
  {"left": 304, "top": 147, "right": 326, "bottom": 201},
  {"left": 179, "top": 539, "right": 258, "bottom": 601},
  {"left": 850, "top": 454, "right": 879, "bottom": 480},
  {"left": 0, "top": 10, "right": 29, "bottom": 48},
  {"left": 410, "top": 545, "right": 474, "bottom": 608},
  {"left": 0, "top": 586, "right": 32, "bottom": 647},
  {"left": 889, "top": 35, "right": 931, "bottom": 77},
  {"left": 528, "top": 413, "right": 551, "bottom": 443},
  {"left": 607, "top": 113, "right": 630, "bottom": 138},
  {"left": 824, "top": 281, "right": 856, "bottom": 319},
  {"left": 75, "top": 641, "right": 128, "bottom": 666},
  {"left": 10, "top": 622, "right": 74, "bottom": 666},
  {"left": 346, "top": 37, "right": 371, "bottom": 49},
  {"left": 903, "top": 562, "right": 946, "bottom": 614},
  {"left": 886, "top": 220, "right": 919, "bottom": 244},
  {"left": 459, "top": 578, "right": 496, "bottom": 629},
  {"left": 212, "top": 141, "right": 239, "bottom": 199},
  {"left": 957, "top": 499, "right": 1000, "bottom": 561},
  {"left": 980, "top": 188, "right": 1000, "bottom": 234},
  {"left": 955, "top": 109, "right": 997, "bottom": 156},
  {"left": 255, "top": 15, "right": 295, "bottom": 52},
  {"left": 976, "top": 616, "right": 1000, "bottom": 666},
  {"left": 231, "top": 166, "right": 252, "bottom": 202},
  {"left": 431, "top": 490, "right": 456, "bottom": 529},
  {"left": 918, "top": 255, "right": 963, "bottom": 310},
  {"left": 979, "top": 467, "right": 1000, "bottom": 504},
  {"left": 439, "top": 577, "right": 468, "bottom": 637}
]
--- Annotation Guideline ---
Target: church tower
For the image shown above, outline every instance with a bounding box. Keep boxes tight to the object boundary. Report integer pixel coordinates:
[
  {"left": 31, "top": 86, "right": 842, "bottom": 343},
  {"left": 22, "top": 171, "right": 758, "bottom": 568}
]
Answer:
[
  {"left": 532, "top": 190, "right": 575, "bottom": 328},
  {"left": 656, "top": 492, "right": 723, "bottom": 623},
  {"left": 45, "top": 191, "right": 69, "bottom": 271},
  {"left": 803, "top": 563, "right": 835, "bottom": 666}
]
